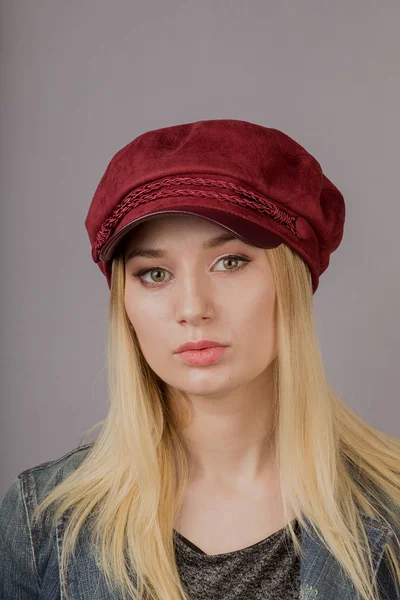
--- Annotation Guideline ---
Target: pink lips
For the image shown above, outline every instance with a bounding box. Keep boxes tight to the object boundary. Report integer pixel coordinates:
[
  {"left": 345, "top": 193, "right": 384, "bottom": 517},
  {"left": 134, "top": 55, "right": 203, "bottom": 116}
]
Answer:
[
  {"left": 175, "top": 339, "right": 227, "bottom": 353},
  {"left": 176, "top": 346, "right": 229, "bottom": 366}
]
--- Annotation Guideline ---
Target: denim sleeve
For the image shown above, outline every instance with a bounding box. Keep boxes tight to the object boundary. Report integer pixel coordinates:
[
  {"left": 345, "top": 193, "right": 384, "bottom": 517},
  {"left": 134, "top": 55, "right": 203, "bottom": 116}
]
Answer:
[
  {"left": 376, "top": 549, "right": 400, "bottom": 600},
  {"left": 0, "top": 476, "right": 39, "bottom": 599}
]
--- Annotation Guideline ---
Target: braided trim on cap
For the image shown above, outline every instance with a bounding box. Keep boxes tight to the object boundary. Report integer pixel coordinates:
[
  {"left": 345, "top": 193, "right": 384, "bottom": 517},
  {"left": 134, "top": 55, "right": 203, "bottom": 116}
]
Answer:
[{"left": 95, "top": 176, "right": 300, "bottom": 261}]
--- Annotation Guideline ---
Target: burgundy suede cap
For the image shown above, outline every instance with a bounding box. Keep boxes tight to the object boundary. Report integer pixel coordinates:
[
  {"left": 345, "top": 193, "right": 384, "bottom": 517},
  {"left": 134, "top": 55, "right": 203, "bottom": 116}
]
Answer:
[{"left": 85, "top": 118, "right": 345, "bottom": 293}]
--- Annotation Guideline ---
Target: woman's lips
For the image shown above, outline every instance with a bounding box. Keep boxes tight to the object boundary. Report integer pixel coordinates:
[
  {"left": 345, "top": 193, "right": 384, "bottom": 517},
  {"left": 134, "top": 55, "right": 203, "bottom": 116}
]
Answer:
[{"left": 176, "top": 346, "right": 229, "bottom": 366}]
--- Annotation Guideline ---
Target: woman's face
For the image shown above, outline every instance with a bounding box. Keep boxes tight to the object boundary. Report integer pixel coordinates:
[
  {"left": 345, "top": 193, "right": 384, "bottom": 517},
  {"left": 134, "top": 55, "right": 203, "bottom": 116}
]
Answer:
[{"left": 123, "top": 215, "right": 278, "bottom": 398}]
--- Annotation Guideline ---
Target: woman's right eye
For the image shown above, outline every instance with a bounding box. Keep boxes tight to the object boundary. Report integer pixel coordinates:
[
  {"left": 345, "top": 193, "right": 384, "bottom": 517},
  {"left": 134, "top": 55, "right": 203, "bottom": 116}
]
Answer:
[{"left": 136, "top": 267, "right": 170, "bottom": 285}]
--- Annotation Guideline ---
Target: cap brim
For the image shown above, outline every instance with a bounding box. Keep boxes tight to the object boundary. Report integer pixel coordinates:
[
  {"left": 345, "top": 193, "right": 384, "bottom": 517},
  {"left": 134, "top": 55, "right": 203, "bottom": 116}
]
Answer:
[{"left": 99, "top": 199, "right": 284, "bottom": 262}]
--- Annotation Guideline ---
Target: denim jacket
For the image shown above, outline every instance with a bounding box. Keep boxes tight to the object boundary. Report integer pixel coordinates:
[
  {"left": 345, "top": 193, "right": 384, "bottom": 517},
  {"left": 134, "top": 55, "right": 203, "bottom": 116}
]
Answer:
[{"left": 0, "top": 443, "right": 398, "bottom": 599}]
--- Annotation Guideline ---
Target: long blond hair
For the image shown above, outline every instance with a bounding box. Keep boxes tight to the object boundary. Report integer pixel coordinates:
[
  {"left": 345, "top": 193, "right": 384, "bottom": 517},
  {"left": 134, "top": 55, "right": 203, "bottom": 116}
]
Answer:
[{"left": 32, "top": 243, "right": 400, "bottom": 600}]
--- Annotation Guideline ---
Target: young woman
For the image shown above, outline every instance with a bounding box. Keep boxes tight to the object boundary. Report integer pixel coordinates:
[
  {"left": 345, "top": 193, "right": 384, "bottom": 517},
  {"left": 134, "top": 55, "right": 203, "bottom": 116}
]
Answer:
[{"left": 1, "top": 119, "right": 399, "bottom": 600}]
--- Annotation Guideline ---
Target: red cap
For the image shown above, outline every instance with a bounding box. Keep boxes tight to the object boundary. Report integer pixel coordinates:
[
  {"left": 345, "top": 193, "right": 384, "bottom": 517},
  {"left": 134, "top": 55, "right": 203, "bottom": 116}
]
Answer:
[{"left": 85, "top": 119, "right": 345, "bottom": 293}]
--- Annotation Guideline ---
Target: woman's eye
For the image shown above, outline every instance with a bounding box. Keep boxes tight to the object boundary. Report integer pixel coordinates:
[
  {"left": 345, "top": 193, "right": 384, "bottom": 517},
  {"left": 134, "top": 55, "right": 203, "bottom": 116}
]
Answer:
[{"left": 133, "top": 254, "right": 250, "bottom": 286}]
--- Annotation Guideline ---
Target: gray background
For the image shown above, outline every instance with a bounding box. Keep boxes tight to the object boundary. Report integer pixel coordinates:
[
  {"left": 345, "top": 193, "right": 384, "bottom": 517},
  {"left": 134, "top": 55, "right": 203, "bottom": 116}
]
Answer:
[{"left": 1, "top": 0, "right": 399, "bottom": 500}]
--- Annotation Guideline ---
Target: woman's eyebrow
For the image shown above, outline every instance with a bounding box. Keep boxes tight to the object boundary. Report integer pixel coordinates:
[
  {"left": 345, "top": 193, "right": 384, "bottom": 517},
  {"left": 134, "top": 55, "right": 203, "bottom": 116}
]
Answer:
[{"left": 125, "top": 232, "right": 238, "bottom": 261}]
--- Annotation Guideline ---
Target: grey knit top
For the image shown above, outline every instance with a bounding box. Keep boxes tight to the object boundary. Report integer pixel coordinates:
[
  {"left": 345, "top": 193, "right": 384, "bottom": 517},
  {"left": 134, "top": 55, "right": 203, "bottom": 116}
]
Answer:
[{"left": 173, "top": 519, "right": 301, "bottom": 599}]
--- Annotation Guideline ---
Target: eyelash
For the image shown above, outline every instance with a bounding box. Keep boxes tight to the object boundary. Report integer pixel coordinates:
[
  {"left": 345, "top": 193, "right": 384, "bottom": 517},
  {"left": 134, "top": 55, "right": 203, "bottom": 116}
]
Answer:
[{"left": 132, "top": 254, "right": 251, "bottom": 287}]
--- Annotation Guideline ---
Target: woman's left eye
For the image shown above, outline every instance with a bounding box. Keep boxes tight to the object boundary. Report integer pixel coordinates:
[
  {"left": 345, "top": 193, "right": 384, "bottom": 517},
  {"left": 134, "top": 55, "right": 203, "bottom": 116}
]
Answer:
[
  {"left": 213, "top": 254, "right": 250, "bottom": 273},
  {"left": 132, "top": 254, "right": 250, "bottom": 286}
]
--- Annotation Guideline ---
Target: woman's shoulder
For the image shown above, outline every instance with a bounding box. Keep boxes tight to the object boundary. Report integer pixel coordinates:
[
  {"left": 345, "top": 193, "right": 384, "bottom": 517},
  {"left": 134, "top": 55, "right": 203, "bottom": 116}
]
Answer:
[
  {"left": 16, "top": 441, "right": 95, "bottom": 503},
  {"left": 0, "top": 443, "right": 95, "bottom": 598}
]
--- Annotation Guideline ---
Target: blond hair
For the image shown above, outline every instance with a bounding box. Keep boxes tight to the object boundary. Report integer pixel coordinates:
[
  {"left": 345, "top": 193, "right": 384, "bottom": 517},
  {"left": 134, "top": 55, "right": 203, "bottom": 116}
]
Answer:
[{"left": 33, "top": 243, "right": 400, "bottom": 600}]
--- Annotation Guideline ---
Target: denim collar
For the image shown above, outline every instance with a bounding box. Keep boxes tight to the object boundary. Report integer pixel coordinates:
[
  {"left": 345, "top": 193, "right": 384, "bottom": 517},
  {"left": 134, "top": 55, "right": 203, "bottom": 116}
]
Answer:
[{"left": 300, "top": 511, "right": 393, "bottom": 599}]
